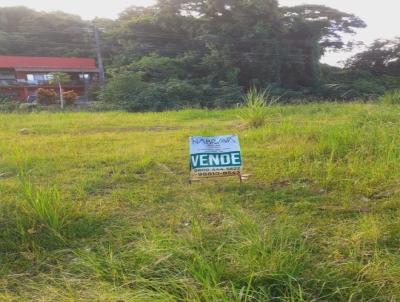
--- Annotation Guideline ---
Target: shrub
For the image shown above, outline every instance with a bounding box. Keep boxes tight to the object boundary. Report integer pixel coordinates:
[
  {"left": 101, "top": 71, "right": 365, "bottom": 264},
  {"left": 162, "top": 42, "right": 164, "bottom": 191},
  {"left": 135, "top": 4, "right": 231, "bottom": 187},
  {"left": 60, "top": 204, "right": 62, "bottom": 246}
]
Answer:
[
  {"left": 0, "top": 94, "right": 17, "bottom": 112},
  {"left": 37, "top": 88, "right": 56, "bottom": 105},
  {"left": 18, "top": 102, "right": 37, "bottom": 112},
  {"left": 100, "top": 73, "right": 148, "bottom": 111},
  {"left": 138, "top": 79, "right": 200, "bottom": 111},
  {"left": 100, "top": 72, "right": 242, "bottom": 112},
  {"left": 85, "top": 101, "right": 121, "bottom": 112},
  {"left": 379, "top": 90, "right": 400, "bottom": 105},
  {"left": 62, "top": 90, "right": 78, "bottom": 106},
  {"left": 86, "top": 83, "right": 101, "bottom": 101},
  {"left": 199, "top": 82, "right": 242, "bottom": 108}
]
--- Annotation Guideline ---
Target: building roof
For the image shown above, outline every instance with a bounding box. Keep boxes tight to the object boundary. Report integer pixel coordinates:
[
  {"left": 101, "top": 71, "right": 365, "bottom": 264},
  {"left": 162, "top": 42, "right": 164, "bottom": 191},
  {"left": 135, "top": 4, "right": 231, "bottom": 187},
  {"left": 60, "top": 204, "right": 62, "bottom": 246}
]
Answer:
[{"left": 0, "top": 56, "right": 98, "bottom": 72}]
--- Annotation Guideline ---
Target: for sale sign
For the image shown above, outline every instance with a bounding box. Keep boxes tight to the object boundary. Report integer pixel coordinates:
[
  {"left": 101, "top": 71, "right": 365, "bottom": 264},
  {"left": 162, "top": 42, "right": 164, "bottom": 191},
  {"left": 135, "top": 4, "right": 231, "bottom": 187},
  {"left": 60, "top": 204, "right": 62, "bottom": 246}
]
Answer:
[{"left": 189, "top": 135, "right": 242, "bottom": 180}]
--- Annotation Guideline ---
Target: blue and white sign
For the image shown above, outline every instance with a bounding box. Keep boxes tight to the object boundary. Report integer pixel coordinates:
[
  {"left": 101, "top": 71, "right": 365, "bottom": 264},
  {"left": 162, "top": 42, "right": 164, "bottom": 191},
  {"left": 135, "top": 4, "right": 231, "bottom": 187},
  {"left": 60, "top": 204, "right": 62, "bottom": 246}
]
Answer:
[{"left": 189, "top": 135, "right": 242, "bottom": 179}]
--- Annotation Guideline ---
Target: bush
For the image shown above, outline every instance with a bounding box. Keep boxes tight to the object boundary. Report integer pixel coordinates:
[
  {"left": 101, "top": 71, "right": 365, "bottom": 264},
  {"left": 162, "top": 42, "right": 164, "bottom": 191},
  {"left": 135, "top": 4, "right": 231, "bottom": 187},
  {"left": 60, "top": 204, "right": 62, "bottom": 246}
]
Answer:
[
  {"left": 0, "top": 95, "right": 17, "bottom": 112},
  {"left": 100, "top": 72, "right": 242, "bottom": 112},
  {"left": 37, "top": 88, "right": 56, "bottom": 105},
  {"left": 85, "top": 101, "right": 121, "bottom": 112},
  {"left": 379, "top": 90, "right": 400, "bottom": 105},
  {"left": 100, "top": 73, "right": 147, "bottom": 111},
  {"left": 319, "top": 67, "right": 400, "bottom": 101},
  {"left": 198, "top": 82, "right": 242, "bottom": 108},
  {"left": 86, "top": 83, "right": 101, "bottom": 101},
  {"left": 62, "top": 90, "right": 78, "bottom": 106},
  {"left": 19, "top": 102, "right": 38, "bottom": 112}
]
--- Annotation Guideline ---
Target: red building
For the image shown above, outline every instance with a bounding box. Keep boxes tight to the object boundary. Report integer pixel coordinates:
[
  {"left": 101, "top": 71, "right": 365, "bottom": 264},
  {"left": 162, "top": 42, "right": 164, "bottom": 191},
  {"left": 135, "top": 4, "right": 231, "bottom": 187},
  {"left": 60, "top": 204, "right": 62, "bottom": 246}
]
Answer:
[{"left": 0, "top": 55, "right": 99, "bottom": 101}]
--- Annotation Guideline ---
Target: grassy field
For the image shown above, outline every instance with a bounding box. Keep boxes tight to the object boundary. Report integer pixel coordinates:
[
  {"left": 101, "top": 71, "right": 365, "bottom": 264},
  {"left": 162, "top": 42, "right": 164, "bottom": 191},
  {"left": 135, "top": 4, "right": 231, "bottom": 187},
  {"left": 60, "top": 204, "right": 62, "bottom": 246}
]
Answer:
[{"left": 1, "top": 103, "right": 400, "bottom": 301}]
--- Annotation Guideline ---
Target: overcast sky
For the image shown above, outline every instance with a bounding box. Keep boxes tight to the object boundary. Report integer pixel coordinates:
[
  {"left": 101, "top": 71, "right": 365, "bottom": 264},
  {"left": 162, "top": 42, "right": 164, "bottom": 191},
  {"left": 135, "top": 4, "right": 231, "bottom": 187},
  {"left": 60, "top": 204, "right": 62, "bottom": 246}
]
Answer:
[{"left": 1, "top": 0, "right": 399, "bottom": 65}]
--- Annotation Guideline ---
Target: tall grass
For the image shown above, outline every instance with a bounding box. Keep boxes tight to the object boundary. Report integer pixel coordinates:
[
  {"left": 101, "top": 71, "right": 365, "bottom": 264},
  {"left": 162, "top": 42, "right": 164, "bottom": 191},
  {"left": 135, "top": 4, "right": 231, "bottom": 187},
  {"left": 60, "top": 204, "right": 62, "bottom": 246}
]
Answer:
[
  {"left": 72, "top": 211, "right": 310, "bottom": 301},
  {"left": 379, "top": 90, "right": 400, "bottom": 105},
  {"left": 239, "top": 87, "right": 280, "bottom": 128},
  {"left": 18, "top": 181, "right": 66, "bottom": 232},
  {"left": 1, "top": 105, "right": 400, "bottom": 300},
  {"left": 13, "top": 177, "right": 88, "bottom": 249}
]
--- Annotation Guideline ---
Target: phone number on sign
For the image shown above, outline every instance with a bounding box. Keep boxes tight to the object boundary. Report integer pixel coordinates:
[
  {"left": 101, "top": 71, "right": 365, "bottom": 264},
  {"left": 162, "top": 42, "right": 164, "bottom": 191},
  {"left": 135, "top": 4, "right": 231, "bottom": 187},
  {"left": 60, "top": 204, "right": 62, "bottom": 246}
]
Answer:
[{"left": 193, "top": 170, "right": 241, "bottom": 177}]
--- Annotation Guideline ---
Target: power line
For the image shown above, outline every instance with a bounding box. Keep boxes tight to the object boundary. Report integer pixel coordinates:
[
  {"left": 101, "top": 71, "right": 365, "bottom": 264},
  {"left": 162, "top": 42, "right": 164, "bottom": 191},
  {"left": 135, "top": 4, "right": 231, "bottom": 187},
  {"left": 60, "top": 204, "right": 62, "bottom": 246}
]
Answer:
[
  {"left": 94, "top": 43, "right": 320, "bottom": 58},
  {"left": 2, "top": 28, "right": 389, "bottom": 63},
  {"left": 13, "top": 25, "right": 93, "bottom": 34},
  {"left": 1, "top": 31, "right": 93, "bottom": 42},
  {"left": 0, "top": 40, "right": 94, "bottom": 48},
  {"left": 0, "top": 33, "right": 97, "bottom": 56},
  {"left": 3, "top": 27, "right": 348, "bottom": 43},
  {"left": 0, "top": 32, "right": 365, "bottom": 60}
]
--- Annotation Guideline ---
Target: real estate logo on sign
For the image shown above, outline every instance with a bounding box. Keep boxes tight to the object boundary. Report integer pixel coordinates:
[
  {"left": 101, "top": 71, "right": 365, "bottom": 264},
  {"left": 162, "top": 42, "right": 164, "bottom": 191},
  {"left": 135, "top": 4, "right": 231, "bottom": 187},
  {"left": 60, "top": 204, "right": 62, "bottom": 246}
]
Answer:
[{"left": 189, "top": 135, "right": 242, "bottom": 179}]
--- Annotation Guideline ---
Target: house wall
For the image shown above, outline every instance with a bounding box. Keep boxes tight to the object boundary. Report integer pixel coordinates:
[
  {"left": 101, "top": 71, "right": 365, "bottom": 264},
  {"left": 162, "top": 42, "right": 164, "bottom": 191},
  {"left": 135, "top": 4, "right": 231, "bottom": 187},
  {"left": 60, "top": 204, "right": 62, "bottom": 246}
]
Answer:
[
  {"left": 1, "top": 84, "right": 86, "bottom": 101},
  {"left": 0, "top": 86, "right": 26, "bottom": 99},
  {"left": 0, "top": 69, "right": 97, "bottom": 101},
  {"left": 15, "top": 71, "right": 26, "bottom": 81}
]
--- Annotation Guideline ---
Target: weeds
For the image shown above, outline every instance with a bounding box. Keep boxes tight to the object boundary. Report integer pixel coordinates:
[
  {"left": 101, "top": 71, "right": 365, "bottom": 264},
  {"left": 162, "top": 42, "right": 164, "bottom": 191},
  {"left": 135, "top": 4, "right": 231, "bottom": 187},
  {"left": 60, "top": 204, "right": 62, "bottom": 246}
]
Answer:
[
  {"left": 239, "top": 87, "right": 281, "bottom": 128},
  {"left": 13, "top": 179, "right": 99, "bottom": 247},
  {"left": 71, "top": 211, "right": 311, "bottom": 300},
  {"left": 18, "top": 181, "right": 67, "bottom": 232},
  {"left": 1, "top": 104, "right": 400, "bottom": 300},
  {"left": 379, "top": 90, "right": 400, "bottom": 105}
]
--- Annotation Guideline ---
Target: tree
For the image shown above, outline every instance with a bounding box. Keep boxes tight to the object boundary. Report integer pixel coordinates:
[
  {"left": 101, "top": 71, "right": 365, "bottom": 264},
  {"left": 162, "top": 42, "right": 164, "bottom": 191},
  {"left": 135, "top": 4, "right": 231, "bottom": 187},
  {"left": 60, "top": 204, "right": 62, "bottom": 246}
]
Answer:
[
  {"left": 106, "top": 0, "right": 366, "bottom": 91},
  {"left": 279, "top": 5, "right": 366, "bottom": 87},
  {"left": 346, "top": 38, "right": 400, "bottom": 76},
  {"left": 0, "top": 7, "right": 94, "bottom": 57},
  {"left": 49, "top": 72, "right": 71, "bottom": 109},
  {"left": 282, "top": 5, "right": 366, "bottom": 52},
  {"left": 0, "top": 3, "right": 371, "bottom": 108}
]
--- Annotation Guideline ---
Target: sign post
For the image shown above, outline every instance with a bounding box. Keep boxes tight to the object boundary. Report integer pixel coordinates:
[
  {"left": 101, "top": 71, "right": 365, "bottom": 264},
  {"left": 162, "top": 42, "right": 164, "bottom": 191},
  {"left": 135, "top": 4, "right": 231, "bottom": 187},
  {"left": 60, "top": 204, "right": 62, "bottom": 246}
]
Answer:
[{"left": 189, "top": 135, "right": 244, "bottom": 183}]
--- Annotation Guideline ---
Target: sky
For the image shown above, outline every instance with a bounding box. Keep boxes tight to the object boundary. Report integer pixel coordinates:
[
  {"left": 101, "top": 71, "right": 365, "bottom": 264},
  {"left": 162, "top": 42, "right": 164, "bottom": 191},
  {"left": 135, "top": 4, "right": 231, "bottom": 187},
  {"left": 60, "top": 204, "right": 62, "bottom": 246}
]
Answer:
[{"left": 1, "top": 0, "right": 399, "bottom": 65}]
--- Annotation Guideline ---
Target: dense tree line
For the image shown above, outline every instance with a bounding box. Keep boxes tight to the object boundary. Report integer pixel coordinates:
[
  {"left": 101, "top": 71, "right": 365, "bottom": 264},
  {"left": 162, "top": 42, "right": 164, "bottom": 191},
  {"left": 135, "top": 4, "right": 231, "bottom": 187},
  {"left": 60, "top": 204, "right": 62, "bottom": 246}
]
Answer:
[
  {"left": 346, "top": 38, "right": 400, "bottom": 76},
  {"left": 1, "top": 2, "right": 399, "bottom": 110},
  {"left": 320, "top": 38, "right": 400, "bottom": 99},
  {"left": 0, "top": 6, "right": 94, "bottom": 57},
  {"left": 98, "top": 0, "right": 366, "bottom": 110}
]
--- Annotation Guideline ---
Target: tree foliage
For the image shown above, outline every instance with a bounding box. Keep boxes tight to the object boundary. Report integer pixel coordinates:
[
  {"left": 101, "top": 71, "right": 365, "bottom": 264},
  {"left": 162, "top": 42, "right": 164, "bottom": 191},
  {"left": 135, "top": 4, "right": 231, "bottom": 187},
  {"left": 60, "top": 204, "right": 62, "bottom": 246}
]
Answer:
[
  {"left": 97, "top": 0, "right": 365, "bottom": 109},
  {"left": 0, "top": 6, "right": 94, "bottom": 56},
  {"left": 346, "top": 38, "right": 400, "bottom": 76},
  {"left": 0, "top": 2, "right": 371, "bottom": 110},
  {"left": 103, "top": 1, "right": 365, "bottom": 90}
]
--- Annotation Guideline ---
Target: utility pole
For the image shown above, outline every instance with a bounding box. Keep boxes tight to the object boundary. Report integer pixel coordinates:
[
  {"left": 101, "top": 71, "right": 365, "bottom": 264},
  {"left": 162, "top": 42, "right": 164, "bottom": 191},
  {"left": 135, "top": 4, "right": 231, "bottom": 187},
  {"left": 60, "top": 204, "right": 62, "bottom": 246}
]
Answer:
[{"left": 93, "top": 25, "right": 105, "bottom": 86}]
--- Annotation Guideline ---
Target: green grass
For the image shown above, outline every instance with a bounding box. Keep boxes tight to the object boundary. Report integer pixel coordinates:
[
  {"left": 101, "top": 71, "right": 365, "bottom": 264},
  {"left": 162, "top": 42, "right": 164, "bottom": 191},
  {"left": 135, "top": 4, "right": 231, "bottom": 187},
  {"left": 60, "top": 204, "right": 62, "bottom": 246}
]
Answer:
[
  {"left": 239, "top": 87, "right": 281, "bottom": 128},
  {"left": 0, "top": 103, "right": 400, "bottom": 301},
  {"left": 379, "top": 90, "right": 400, "bottom": 105}
]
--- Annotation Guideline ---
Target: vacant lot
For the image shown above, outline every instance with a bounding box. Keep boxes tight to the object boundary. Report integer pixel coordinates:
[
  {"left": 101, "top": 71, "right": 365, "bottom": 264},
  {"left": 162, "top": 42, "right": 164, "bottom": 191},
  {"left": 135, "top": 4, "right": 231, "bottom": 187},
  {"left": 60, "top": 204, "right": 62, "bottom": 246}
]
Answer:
[{"left": 1, "top": 104, "right": 400, "bottom": 301}]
